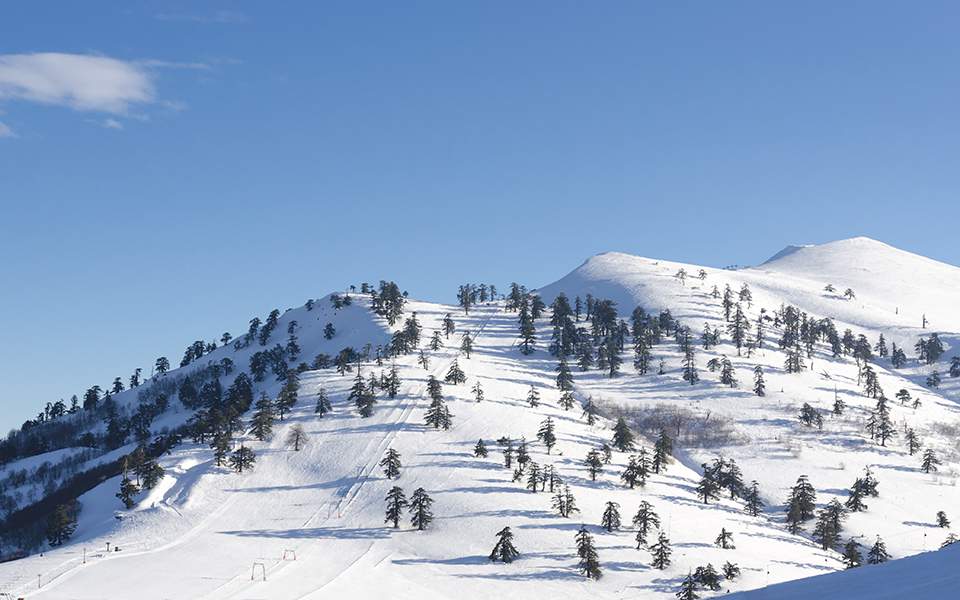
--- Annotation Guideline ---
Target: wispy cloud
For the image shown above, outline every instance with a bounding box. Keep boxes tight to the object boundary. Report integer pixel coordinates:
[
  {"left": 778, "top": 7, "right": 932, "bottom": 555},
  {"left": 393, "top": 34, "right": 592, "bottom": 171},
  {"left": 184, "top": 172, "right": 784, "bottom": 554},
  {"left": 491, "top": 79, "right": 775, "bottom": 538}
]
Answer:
[
  {"left": 102, "top": 118, "right": 123, "bottom": 130},
  {"left": 0, "top": 52, "right": 154, "bottom": 114},
  {"left": 0, "top": 121, "right": 15, "bottom": 138},
  {"left": 154, "top": 10, "right": 249, "bottom": 25}
]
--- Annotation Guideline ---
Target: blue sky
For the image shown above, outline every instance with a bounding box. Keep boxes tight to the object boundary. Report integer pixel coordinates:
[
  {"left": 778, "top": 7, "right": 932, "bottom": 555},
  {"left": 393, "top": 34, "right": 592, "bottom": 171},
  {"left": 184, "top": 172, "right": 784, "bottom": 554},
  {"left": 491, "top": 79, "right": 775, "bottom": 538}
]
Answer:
[{"left": 1, "top": 1, "right": 959, "bottom": 430}]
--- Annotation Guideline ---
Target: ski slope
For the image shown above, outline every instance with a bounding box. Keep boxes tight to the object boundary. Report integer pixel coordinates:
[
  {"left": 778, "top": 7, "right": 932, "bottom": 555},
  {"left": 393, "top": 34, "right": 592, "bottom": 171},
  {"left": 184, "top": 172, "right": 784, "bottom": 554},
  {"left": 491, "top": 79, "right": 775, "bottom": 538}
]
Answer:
[{"left": 2, "top": 237, "right": 958, "bottom": 599}]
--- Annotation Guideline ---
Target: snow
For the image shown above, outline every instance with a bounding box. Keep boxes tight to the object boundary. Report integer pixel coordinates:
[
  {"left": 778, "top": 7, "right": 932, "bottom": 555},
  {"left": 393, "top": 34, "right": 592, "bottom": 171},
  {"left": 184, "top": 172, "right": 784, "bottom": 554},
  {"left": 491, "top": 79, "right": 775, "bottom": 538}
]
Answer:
[
  {"left": 2, "top": 237, "right": 958, "bottom": 599},
  {"left": 728, "top": 543, "right": 960, "bottom": 600}
]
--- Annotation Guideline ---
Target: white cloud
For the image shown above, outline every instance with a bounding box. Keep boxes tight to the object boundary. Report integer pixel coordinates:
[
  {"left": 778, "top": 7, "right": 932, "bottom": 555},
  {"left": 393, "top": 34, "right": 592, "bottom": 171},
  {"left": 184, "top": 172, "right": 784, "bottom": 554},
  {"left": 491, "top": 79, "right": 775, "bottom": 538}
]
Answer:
[
  {"left": 0, "top": 53, "right": 154, "bottom": 114},
  {"left": 102, "top": 118, "right": 123, "bottom": 130},
  {"left": 0, "top": 121, "right": 14, "bottom": 138}
]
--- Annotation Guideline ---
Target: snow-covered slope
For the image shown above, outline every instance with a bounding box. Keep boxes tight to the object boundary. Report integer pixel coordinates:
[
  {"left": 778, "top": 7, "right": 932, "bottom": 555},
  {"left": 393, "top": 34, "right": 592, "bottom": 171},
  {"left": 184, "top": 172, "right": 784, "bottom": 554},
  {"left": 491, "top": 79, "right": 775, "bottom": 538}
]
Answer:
[
  {"left": 728, "top": 543, "right": 960, "bottom": 600},
  {"left": 2, "top": 237, "right": 959, "bottom": 599}
]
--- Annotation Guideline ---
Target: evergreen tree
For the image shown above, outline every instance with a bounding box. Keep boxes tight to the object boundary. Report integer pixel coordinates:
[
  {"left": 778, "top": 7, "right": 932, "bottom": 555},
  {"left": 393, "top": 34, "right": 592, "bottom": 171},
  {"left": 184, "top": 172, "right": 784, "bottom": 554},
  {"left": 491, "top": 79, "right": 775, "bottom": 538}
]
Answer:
[
  {"left": 445, "top": 359, "right": 467, "bottom": 384},
  {"left": 526, "top": 386, "right": 541, "bottom": 407},
  {"left": 418, "top": 349, "right": 430, "bottom": 370},
  {"left": 249, "top": 393, "right": 276, "bottom": 441},
  {"left": 582, "top": 398, "right": 599, "bottom": 425},
  {"left": 229, "top": 444, "right": 256, "bottom": 473},
  {"left": 552, "top": 484, "right": 579, "bottom": 517},
  {"left": 537, "top": 417, "right": 557, "bottom": 453},
  {"left": 430, "top": 330, "right": 444, "bottom": 351},
  {"left": 380, "top": 448, "right": 402, "bottom": 479},
  {"left": 842, "top": 539, "right": 863, "bottom": 568},
  {"left": 632, "top": 500, "right": 660, "bottom": 548},
  {"left": 867, "top": 536, "right": 890, "bottom": 564},
  {"left": 652, "top": 429, "right": 673, "bottom": 474},
  {"left": 723, "top": 561, "right": 741, "bottom": 580},
  {"left": 559, "top": 391, "right": 576, "bottom": 411},
  {"left": 46, "top": 502, "right": 78, "bottom": 546},
  {"left": 384, "top": 486, "right": 408, "bottom": 529},
  {"left": 715, "top": 527, "right": 735, "bottom": 549},
  {"left": 409, "top": 488, "right": 434, "bottom": 531},
  {"left": 473, "top": 439, "right": 488, "bottom": 458},
  {"left": 518, "top": 297, "right": 537, "bottom": 355},
  {"left": 676, "top": 573, "right": 700, "bottom": 600},
  {"left": 489, "top": 526, "right": 521, "bottom": 563},
  {"left": 696, "top": 463, "right": 721, "bottom": 504},
  {"left": 443, "top": 313, "right": 456, "bottom": 338},
  {"left": 813, "top": 500, "right": 846, "bottom": 549},
  {"left": 525, "top": 462, "right": 541, "bottom": 492},
  {"left": 585, "top": 449, "right": 604, "bottom": 481},
  {"left": 845, "top": 478, "right": 869, "bottom": 512},
  {"left": 611, "top": 417, "right": 636, "bottom": 452},
  {"left": 460, "top": 333, "right": 473, "bottom": 358},
  {"left": 556, "top": 358, "right": 574, "bottom": 391},
  {"left": 424, "top": 395, "right": 453, "bottom": 430},
  {"left": 472, "top": 380, "right": 484, "bottom": 402},
  {"left": 921, "top": 448, "right": 941, "bottom": 473},
  {"left": 314, "top": 387, "right": 332, "bottom": 417},
  {"left": 650, "top": 531, "right": 672, "bottom": 569},
  {"left": 937, "top": 511, "right": 951, "bottom": 528},
  {"left": 693, "top": 563, "right": 722, "bottom": 591},
  {"left": 601, "top": 501, "right": 622, "bottom": 532},
  {"left": 719, "top": 357, "right": 738, "bottom": 387},
  {"left": 575, "top": 526, "right": 602, "bottom": 580},
  {"left": 753, "top": 365, "right": 766, "bottom": 396},
  {"left": 116, "top": 463, "right": 140, "bottom": 509},
  {"left": 785, "top": 475, "right": 817, "bottom": 532}
]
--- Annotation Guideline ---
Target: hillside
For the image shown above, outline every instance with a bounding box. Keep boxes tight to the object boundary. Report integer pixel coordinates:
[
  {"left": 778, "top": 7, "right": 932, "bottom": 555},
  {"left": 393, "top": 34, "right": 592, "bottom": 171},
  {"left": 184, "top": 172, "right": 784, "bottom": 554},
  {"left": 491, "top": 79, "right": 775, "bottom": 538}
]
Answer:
[{"left": 1, "top": 237, "right": 958, "bottom": 599}]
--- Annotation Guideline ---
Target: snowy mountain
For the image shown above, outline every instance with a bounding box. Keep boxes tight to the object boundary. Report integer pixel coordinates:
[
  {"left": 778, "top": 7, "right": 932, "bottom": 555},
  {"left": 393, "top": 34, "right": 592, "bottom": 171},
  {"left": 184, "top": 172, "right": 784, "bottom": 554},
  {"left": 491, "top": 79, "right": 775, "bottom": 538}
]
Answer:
[{"left": 1, "top": 237, "right": 958, "bottom": 599}]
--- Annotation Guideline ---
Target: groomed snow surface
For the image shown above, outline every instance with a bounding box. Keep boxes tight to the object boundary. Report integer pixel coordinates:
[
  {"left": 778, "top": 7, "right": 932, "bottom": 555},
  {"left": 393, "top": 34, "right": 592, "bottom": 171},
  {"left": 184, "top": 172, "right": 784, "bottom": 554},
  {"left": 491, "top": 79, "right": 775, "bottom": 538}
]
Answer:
[{"left": 2, "top": 237, "right": 958, "bottom": 599}]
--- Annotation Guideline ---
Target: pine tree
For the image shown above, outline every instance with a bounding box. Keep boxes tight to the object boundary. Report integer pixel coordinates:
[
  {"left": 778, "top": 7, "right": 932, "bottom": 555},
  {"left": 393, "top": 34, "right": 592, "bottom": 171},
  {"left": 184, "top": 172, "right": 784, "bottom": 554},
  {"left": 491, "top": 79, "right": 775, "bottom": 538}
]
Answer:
[
  {"left": 723, "top": 561, "right": 741, "bottom": 580},
  {"left": 430, "top": 330, "right": 444, "bottom": 351},
  {"left": 632, "top": 500, "right": 660, "bottom": 548},
  {"left": 842, "top": 539, "right": 862, "bottom": 568},
  {"left": 585, "top": 449, "right": 604, "bottom": 481},
  {"left": 559, "top": 391, "right": 576, "bottom": 411},
  {"left": 472, "top": 381, "right": 484, "bottom": 402},
  {"left": 693, "top": 563, "right": 722, "bottom": 591},
  {"left": 424, "top": 395, "right": 453, "bottom": 430},
  {"left": 489, "top": 526, "right": 521, "bottom": 563},
  {"left": 46, "top": 502, "right": 78, "bottom": 546},
  {"left": 526, "top": 386, "right": 540, "bottom": 407},
  {"left": 314, "top": 387, "right": 332, "bottom": 417},
  {"left": 460, "top": 333, "right": 473, "bottom": 358},
  {"left": 525, "top": 462, "right": 541, "bottom": 492},
  {"left": 715, "top": 527, "right": 735, "bottom": 549},
  {"left": 611, "top": 417, "right": 635, "bottom": 452},
  {"left": 380, "top": 448, "right": 402, "bottom": 479},
  {"left": 552, "top": 484, "right": 579, "bottom": 517},
  {"left": 116, "top": 463, "right": 140, "bottom": 509},
  {"left": 937, "top": 510, "right": 951, "bottom": 528},
  {"left": 676, "top": 573, "right": 700, "bottom": 600},
  {"left": 474, "top": 439, "right": 488, "bottom": 458},
  {"left": 384, "top": 486, "right": 407, "bottom": 529},
  {"left": 753, "top": 365, "right": 766, "bottom": 396},
  {"left": 652, "top": 429, "right": 673, "bottom": 474},
  {"left": 229, "top": 444, "right": 256, "bottom": 473},
  {"left": 575, "top": 526, "right": 602, "bottom": 580},
  {"left": 601, "top": 501, "right": 622, "bottom": 532},
  {"left": 537, "top": 417, "right": 557, "bottom": 453},
  {"left": 286, "top": 423, "right": 308, "bottom": 451},
  {"left": 556, "top": 358, "right": 574, "bottom": 391},
  {"left": 921, "top": 448, "right": 941, "bottom": 473},
  {"left": 445, "top": 359, "right": 467, "bottom": 384},
  {"left": 813, "top": 500, "right": 846, "bottom": 549},
  {"left": 383, "top": 365, "right": 400, "bottom": 400},
  {"left": 409, "top": 488, "right": 434, "bottom": 531},
  {"left": 744, "top": 480, "right": 764, "bottom": 516},
  {"left": 249, "top": 393, "right": 276, "bottom": 440},
  {"left": 696, "top": 464, "right": 720, "bottom": 504},
  {"left": 582, "top": 398, "right": 599, "bottom": 425},
  {"left": 785, "top": 475, "right": 817, "bottom": 532},
  {"left": 867, "top": 536, "right": 889, "bottom": 564},
  {"left": 518, "top": 297, "right": 537, "bottom": 355},
  {"left": 443, "top": 313, "right": 456, "bottom": 338},
  {"left": 650, "top": 531, "right": 672, "bottom": 569}
]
